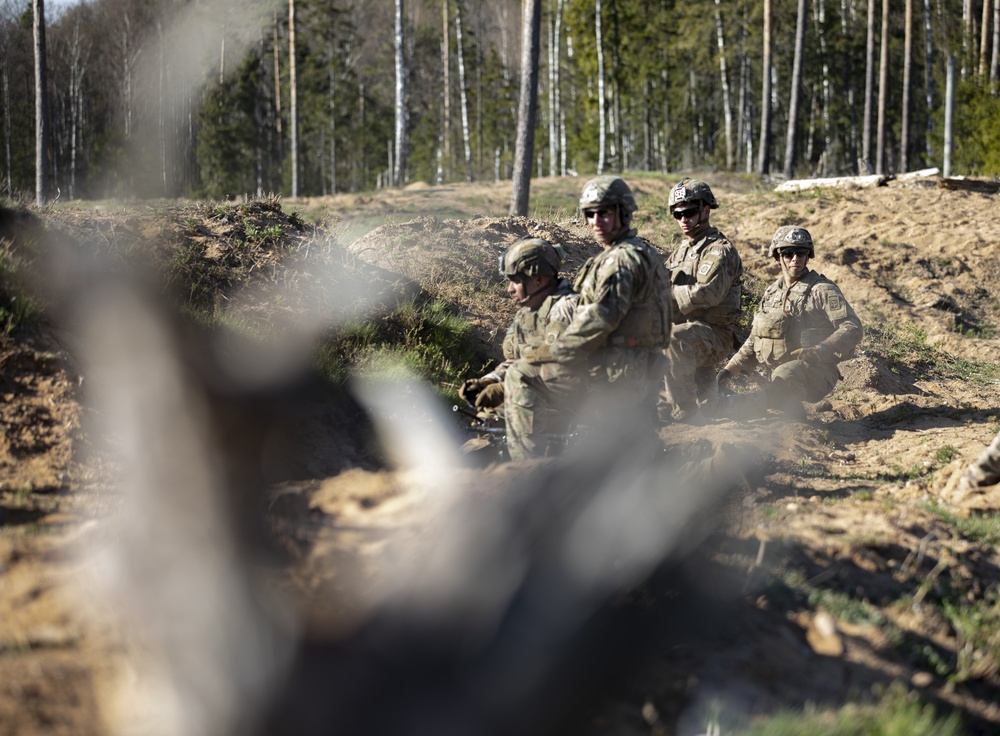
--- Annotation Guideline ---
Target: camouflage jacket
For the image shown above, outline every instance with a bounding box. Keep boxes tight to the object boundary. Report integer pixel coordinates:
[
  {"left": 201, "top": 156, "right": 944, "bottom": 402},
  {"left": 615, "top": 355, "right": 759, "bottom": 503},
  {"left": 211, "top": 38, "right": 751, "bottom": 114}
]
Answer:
[
  {"left": 730, "top": 269, "right": 862, "bottom": 373},
  {"left": 550, "top": 230, "right": 672, "bottom": 373},
  {"left": 666, "top": 225, "right": 743, "bottom": 328},
  {"left": 482, "top": 278, "right": 578, "bottom": 383}
]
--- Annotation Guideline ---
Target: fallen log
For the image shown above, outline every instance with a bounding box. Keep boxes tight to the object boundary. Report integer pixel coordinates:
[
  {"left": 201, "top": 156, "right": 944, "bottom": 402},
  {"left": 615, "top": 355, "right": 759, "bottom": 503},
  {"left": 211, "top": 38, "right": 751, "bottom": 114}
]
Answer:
[
  {"left": 938, "top": 176, "right": 1000, "bottom": 194},
  {"left": 775, "top": 174, "right": 889, "bottom": 192}
]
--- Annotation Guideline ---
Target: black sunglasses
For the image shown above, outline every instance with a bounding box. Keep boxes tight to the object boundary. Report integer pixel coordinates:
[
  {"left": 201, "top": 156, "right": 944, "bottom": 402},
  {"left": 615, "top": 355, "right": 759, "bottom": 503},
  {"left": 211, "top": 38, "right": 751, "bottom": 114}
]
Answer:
[{"left": 671, "top": 207, "right": 700, "bottom": 220}]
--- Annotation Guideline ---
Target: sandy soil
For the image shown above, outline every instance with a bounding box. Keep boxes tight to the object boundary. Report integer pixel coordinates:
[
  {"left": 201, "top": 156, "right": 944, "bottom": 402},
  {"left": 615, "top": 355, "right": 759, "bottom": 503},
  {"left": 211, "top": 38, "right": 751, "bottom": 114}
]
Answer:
[{"left": 3, "top": 174, "right": 1000, "bottom": 734}]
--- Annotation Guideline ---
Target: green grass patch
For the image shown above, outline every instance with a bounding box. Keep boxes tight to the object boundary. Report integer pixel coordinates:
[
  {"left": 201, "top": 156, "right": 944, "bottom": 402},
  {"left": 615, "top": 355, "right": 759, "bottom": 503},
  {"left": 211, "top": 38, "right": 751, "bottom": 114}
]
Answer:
[
  {"left": 313, "top": 297, "right": 488, "bottom": 392},
  {"left": 863, "top": 310, "right": 1000, "bottom": 383},
  {"left": 699, "top": 682, "right": 962, "bottom": 735}
]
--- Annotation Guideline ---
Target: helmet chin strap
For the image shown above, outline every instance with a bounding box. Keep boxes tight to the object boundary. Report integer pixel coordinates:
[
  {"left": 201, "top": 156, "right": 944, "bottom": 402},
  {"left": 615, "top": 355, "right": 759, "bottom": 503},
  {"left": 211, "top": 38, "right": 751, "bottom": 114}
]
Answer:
[{"left": 517, "top": 277, "right": 557, "bottom": 306}]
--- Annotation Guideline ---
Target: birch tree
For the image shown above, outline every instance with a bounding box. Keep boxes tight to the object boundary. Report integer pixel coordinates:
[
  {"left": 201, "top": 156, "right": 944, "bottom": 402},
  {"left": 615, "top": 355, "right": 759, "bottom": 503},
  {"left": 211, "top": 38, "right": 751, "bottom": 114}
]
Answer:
[
  {"left": 596, "top": 0, "right": 607, "bottom": 174},
  {"left": 862, "top": 0, "right": 875, "bottom": 170},
  {"left": 757, "top": 0, "right": 772, "bottom": 174},
  {"left": 455, "top": 0, "right": 472, "bottom": 182},
  {"left": 875, "top": 0, "right": 889, "bottom": 173},
  {"left": 393, "top": 0, "right": 406, "bottom": 186},
  {"left": 783, "top": 0, "right": 806, "bottom": 178},
  {"left": 548, "top": 0, "right": 565, "bottom": 176},
  {"left": 33, "top": 0, "right": 49, "bottom": 205},
  {"left": 901, "top": 0, "right": 912, "bottom": 171},
  {"left": 289, "top": 0, "right": 298, "bottom": 195},
  {"left": 510, "top": 0, "right": 541, "bottom": 216},
  {"left": 714, "top": 0, "right": 734, "bottom": 170}
]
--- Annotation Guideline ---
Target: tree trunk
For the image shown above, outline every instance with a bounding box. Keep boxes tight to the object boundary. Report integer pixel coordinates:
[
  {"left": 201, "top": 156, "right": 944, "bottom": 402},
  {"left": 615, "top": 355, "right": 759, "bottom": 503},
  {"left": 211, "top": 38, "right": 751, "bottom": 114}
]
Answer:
[
  {"left": 596, "top": 0, "right": 607, "bottom": 174},
  {"left": 815, "top": 0, "right": 832, "bottom": 175},
  {"left": 440, "top": 0, "right": 450, "bottom": 183},
  {"left": 992, "top": 0, "right": 999, "bottom": 89},
  {"left": 714, "top": 0, "right": 734, "bottom": 170},
  {"left": 756, "top": 0, "right": 772, "bottom": 175},
  {"left": 875, "top": 0, "right": 889, "bottom": 173},
  {"left": 289, "top": 0, "right": 299, "bottom": 196},
  {"left": 394, "top": 0, "right": 407, "bottom": 187},
  {"left": 67, "top": 16, "right": 87, "bottom": 200},
  {"left": 548, "top": 0, "right": 564, "bottom": 176},
  {"left": 33, "top": 0, "right": 49, "bottom": 206},
  {"left": 510, "top": 0, "right": 541, "bottom": 216},
  {"left": 980, "top": 0, "right": 991, "bottom": 81},
  {"left": 273, "top": 10, "right": 284, "bottom": 189},
  {"left": 923, "top": 0, "right": 934, "bottom": 158},
  {"left": 862, "top": 0, "right": 875, "bottom": 170},
  {"left": 944, "top": 54, "right": 955, "bottom": 176},
  {"left": 455, "top": 0, "right": 473, "bottom": 181},
  {"left": 2, "top": 60, "right": 10, "bottom": 192},
  {"left": 783, "top": 0, "right": 806, "bottom": 179},
  {"left": 901, "top": 0, "right": 912, "bottom": 171}
]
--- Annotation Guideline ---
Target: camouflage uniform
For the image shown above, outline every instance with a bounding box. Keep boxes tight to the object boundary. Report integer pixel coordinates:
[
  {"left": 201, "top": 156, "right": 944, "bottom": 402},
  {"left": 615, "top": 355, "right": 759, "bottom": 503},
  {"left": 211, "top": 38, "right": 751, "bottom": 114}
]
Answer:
[
  {"left": 958, "top": 432, "right": 1000, "bottom": 491},
  {"left": 660, "top": 180, "right": 743, "bottom": 420},
  {"left": 506, "top": 177, "right": 672, "bottom": 459},
  {"left": 717, "top": 227, "right": 862, "bottom": 418},
  {"left": 502, "top": 283, "right": 580, "bottom": 461}
]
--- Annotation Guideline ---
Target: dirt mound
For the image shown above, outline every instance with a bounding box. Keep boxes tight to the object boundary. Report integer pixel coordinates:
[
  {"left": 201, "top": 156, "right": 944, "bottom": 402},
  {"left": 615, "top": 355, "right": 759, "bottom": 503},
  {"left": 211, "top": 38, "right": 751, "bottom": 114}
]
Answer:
[
  {"left": 5, "top": 178, "right": 1000, "bottom": 734},
  {"left": 348, "top": 214, "right": 601, "bottom": 359}
]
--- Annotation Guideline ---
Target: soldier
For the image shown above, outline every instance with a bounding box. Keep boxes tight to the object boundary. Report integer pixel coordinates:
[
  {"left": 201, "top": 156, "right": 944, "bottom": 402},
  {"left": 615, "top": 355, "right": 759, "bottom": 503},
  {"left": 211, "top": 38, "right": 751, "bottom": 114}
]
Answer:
[
  {"left": 510, "top": 175, "right": 672, "bottom": 457},
  {"left": 659, "top": 178, "right": 743, "bottom": 424},
  {"left": 956, "top": 433, "right": 1000, "bottom": 494},
  {"left": 710, "top": 225, "right": 862, "bottom": 420},
  {"left": 459, "top": 238, "right": 580, "bottom": 460}
]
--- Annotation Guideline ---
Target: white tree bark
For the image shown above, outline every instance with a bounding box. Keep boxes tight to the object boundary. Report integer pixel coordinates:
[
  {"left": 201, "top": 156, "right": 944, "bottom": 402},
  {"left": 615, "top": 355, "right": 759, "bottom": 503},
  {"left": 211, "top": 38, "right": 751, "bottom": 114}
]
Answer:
[
  {"left": 289, "top": 0, "right": 299, "bottom": 195},
  {"left": 923, "top": 0, "right": 934, "bottom": 159},
  {"left": 714, "top": 0, "right": 734, "bottom": 170},
  {"left": 394, "top": 0, "right": 407, "bottom": 187},
  {"left": 992, "top": 0, "right": 999, "bottom": 88},
  {"left": 756, "top": 0, "right": 772, "bottom": 174},
  {"left": 455, "top": 0, "right": 472, "bottom": 181},
  {"left": 783, "top": 0, "right": 806, "bottom": 179},
  {"left": 596, "top": 0, "right": 606, "bottom": 174},
  {"left": 875, "top": 0, "right": 889, "bottom": 173},
  {"left": 901, "top": 0, "right": 912, "bottom": 171},
  {"left": 862, "top": 0, "right": 875, "bottom": 169},
  {"left": 33, "top": 0, "right": 49, "bottom": 206},
  {"left": 548, "top": 0, "right": 564, "bottom": 177}
]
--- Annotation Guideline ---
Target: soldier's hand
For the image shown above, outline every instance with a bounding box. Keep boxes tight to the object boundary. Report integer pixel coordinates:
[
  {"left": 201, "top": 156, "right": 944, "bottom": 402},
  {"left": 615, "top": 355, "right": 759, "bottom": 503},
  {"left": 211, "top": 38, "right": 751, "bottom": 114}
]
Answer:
[
  {"left": 459, "top": 378, "right": 484, "bottom": 402},
  {"left": 524, "top": 344, "right": 555, "bottom": 364},
  {"left": 715, "top": 368, "right": 733, "bottom": 388},
  {"left": 474, "top": 382, "right": 505, "bottom": 410},
  {"left": 789, "top": 344, "right": 832, "bottom": 365}
]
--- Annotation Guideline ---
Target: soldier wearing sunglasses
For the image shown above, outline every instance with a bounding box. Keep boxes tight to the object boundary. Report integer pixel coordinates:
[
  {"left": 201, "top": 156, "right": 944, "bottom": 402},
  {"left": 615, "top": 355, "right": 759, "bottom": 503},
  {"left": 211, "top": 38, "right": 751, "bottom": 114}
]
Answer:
[
  {"left": 710, "top": 225, "right": 862, "bottom": 420},
  {"left": 659, "top": 178, "right": 744, "bottom": 424}
]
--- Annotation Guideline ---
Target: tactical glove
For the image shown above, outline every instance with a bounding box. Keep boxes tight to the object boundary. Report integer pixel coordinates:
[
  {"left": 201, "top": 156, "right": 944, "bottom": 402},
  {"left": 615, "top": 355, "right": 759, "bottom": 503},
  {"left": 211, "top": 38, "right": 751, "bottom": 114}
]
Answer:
[
  {"left": 715, "top": 368, "right": 733, "bottom": 388},
  {"left": 474, "top": 382, "right": 505, "bottom": 409},
  {"left": 459, "top": 378, "right": 484, "bottom": 402},
  {"left": 789, "top": 344, "right": 832, "bottom": 365},
  {"left": 524, "top": 344, "right": 555, "bottom": 364}
]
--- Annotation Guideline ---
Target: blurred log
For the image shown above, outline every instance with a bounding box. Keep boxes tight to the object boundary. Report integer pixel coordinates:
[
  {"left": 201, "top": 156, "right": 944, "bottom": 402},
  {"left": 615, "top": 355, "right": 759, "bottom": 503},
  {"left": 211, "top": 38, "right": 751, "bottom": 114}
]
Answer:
[{"left": 937, "top": 176, "right": 1000, "bottom": 194}]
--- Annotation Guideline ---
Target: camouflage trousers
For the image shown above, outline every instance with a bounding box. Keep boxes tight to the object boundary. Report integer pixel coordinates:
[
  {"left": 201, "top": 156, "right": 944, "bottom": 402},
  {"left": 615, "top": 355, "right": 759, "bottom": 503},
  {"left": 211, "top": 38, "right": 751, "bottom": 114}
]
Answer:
[
  {"left": 961, "top": 430, "right": 1000, "bottom": 489},
  {"left": 660, "top": 321, "right": 733, "bottom": 414},
  {"left": 721, "top": 359, "right": 840, "bottom": 420},
  {"left": 504, "top": 360, "right": 581, "bottom": 462}
]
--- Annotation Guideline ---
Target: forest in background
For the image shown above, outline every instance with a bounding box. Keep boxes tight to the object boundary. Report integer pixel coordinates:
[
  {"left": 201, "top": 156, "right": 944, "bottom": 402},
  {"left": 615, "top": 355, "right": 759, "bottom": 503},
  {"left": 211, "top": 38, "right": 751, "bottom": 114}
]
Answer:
[{"left": 2, "top": 0, "right": 1000, "bottom": 203}]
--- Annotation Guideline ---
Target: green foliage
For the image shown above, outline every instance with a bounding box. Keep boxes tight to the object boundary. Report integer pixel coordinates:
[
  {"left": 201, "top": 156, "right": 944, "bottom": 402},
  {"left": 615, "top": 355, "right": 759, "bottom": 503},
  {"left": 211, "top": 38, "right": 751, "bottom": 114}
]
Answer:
[
  {"left": 731, "top": 684, "right": 963, "bottom": 735},
  {"left": 930, "top": 82, "right": 1000, "bottom": 176},
  {"left": 0, "top": 239, "right": 41, "bottom": 335},
  {"left": 313, "top": 297, "right": 486, "bottom": 389},
  {"left": 863, "top": 310, "right": 1000, "bottom": 384}
]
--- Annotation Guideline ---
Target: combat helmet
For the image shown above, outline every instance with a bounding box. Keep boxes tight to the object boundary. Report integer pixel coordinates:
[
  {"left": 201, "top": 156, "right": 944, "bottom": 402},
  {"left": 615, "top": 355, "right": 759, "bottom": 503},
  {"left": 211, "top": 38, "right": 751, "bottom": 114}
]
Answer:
[
  {"left": 768, "top": 225, "right": 814, "bottom": 259},
  {"left": 499, "top": 237, "right": 566, "bottom": 279},
  {"left": 579, "top": 176, "right": 638, "bottom": 227},
  {"left": 667, "top": 177, "right": 719, "bottom": 211}
]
